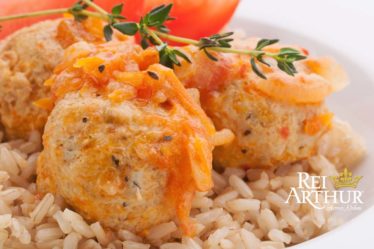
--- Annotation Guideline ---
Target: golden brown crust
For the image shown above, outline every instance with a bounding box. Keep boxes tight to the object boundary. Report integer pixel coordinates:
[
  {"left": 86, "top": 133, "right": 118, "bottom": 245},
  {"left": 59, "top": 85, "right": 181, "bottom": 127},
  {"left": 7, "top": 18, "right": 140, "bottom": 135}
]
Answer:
[
  {"left": 37, "top": 41, "right": 214, "bottom": 234},
  {"left": 175, "top": 45, "right": 339, "bottom": 168},
  {"left": 0, "top": 18, "right": 134, "bottom": 140}
]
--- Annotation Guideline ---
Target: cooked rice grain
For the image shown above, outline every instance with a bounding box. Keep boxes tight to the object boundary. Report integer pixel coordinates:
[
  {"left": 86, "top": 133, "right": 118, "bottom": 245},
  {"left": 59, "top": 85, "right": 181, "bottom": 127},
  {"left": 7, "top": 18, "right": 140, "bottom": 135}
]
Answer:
[
  {"left": 0, "top": 124, "right": 365, "bottom": 248},
  {"left": 63, "top": 232, "right": 82, "bottom": 249},
  {"left": 268, "top": 229, "right": 292, "bottom": 244},
  {"left": 226, "top": 199, "right": 261, "bottom": 212},
  {"left": 63, "top": 209, "right": 95, "bottom": 238},
  {"left": 229, "top": 175, "right": 254, "bottom": 198},
  {"left": 147, "top": 221, "right": 177, "bottom": 241},
  {"left": 123, "top": 240, "right": 150, "bottom": 249},
  {"left": 30, "top": 193, "right": 54, "bottom": 224}
]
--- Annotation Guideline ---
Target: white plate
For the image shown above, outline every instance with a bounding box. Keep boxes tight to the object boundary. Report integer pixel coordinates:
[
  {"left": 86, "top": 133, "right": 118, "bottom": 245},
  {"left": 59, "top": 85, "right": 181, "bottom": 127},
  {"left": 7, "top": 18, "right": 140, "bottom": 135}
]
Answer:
[{"left": 228, "top": 17, "right": 374, "bottom": 249}]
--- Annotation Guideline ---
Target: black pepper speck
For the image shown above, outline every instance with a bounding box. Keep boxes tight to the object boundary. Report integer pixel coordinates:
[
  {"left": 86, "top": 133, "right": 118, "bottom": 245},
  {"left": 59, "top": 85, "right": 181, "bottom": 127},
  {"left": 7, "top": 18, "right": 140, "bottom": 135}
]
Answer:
[
  {"left": 133, "top": 181, "right": 141, "bottom": 189},
  {"left": 29, "top": 174, "right": 37, "bottom": 182},
  {"left": 98, "top": 65, "right": 105, "bottom": 73},
  {"left": 163, "top": 135, "right": 173, "bottom": 142},
  {"left": 243, "top": 130, "right": 252, "bottom": 136},
  {"left": 111, "top": 155, "right": 120, "bottom": 167},
  {"left": 147, "top": 71, "right": 159, "bottom": 80}
]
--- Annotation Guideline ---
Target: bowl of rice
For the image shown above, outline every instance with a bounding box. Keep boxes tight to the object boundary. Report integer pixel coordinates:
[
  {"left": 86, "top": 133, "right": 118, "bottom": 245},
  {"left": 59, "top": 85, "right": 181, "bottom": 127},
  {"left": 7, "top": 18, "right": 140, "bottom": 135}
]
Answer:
[{"left": 0, "top": 3, "right": 373, "bottom": 249}]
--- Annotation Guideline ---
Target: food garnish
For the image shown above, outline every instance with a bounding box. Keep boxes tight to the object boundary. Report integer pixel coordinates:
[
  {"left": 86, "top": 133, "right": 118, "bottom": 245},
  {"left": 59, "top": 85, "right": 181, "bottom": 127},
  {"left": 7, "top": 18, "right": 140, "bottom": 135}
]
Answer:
[{"left": 0, "top": 0, "right": 306, "bottom": 79}]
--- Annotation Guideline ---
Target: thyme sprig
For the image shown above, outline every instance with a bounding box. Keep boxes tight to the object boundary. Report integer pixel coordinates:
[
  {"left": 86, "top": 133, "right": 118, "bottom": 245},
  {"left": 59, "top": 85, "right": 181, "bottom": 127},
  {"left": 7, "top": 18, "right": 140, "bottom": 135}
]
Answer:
[
  {"left": 0, "top": 0, "right": 307, "bottom": 79},
  {"left": 249, "top": 39, "right": 307, "bottom": 79},
  {"left": 69, "top": 0, "right": 90, "bottom": 21},
  {"left": 198, "top": 32, "right": 234, "bottom": 61},
  {"left": 99, "top": 4, "right": 192, "bottom": 68}
]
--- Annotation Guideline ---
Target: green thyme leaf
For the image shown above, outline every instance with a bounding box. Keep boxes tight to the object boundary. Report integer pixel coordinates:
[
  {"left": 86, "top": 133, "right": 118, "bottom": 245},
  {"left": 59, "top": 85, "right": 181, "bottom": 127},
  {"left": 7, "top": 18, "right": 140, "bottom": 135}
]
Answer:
[
  {"left": 71, "top": 0, "right": 88, "bottom": 12},
  {"left": 157, "top": 44, "right": 173, "bottom": 68},
  {"left": 218, "top": 39, "right": 233, "bottom": 48},
  {"left": 291, "top": 54, "right": 307, "bottom": 61},
  {"left": 278, "top": 52, "right": 307, "bottom": 62},
  {"left": 71, "top": 4, "right": 83, "bottom": 12},
  {"left": 107, "top": 3, "right": 126, "bottom": 25},
  {"left": 73, "top": 13, "right": 88, "bottom": 21},
  {"left": 168, "top": 51, "right": 180, "bottom": 66},
  {"left": 157, "top": 24, "right": 170, "bottom": 33},
  {"left": 146, "top": 4, "right": 173, "bottom": 27},
  {"left": 251, "top": 58, "right": 266, "bottom": 79},
  {"left": 156, "top": 44, "right": 191, "bottom": 68},
  {"left": 277, "top": 61, "right": 297, "bottom": 76},
  {"left": 279, "top": 47, "right": 301, "bottom": 55},
  {"left": 255, "top": 39, "right": 279, "bottom": 50},
  {"left": 148, "top": 4, "right": 166, "bottom": 14},
  {"left": 111, "top": 14, "right": 126, "bottom": 20},
  {"left": 287, "top": 62, "right": 297, "bottom": 73},
  {"left": 69, "top": 0, "right": 90, "bottom": 21},
  {"left": 174, "top": 50, "right": 192, "bottom": 64},
  {"left": 257, "top": 54, "right": 271, "bottom": 67},
  {"left": 141, "top": 38, "right": 150, "bottom": 49},
  {"left": 113, "top": 22, "right": 139, "bottom": 35},
  {"left": 111, "top": 3, "right": 123, "bottom": 15},
  {"left": 210, "top": 32, "right": 234, "bottom": 40},
  {"left": 103, "top": 24, "right": 114, "bottom": 41},
  {"left": 203, "top": 49, "right": 218, "bottom": 61},
  {"left": 198, "top": 32, "right": 234, "bottom": 61},
  {"left": 0, "top": 1, "right": 309, "bottom": 80}
]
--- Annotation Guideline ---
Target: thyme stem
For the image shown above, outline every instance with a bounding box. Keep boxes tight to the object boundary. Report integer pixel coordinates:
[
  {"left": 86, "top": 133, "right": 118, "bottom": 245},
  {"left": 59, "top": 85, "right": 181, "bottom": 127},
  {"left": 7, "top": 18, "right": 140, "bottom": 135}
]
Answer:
[
  {"left": 154, "top": 30, "right": 276, "bottom": 59},
  {"left": 0, "top": 1, "right": 306, "bottom": 78},
  {"left": 0, "top": 3, "right": 283, "bottom": 61},
  {"left": 154, "top": 31, "right": 199, "bottom": 46},
  {"left": 0, "top": 9, "right": 102, "bottom": 22},
  {"left": 144, "top": 27, "right": 164, "bottom": 45},
  {"left": 0, "top": 9, "right": 68, "bottom": 22},
  {"left": 81, "top": 0, "right": 108, "bottom": 17}
]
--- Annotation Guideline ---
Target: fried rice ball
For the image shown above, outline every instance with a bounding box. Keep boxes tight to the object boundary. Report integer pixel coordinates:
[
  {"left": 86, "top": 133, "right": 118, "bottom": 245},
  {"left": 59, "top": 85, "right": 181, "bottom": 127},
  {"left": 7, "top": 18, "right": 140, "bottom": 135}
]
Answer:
[
  {"left": 175, "top": 42, "right": 348, "bottom": 168},
  {"left": 37, "top": 41, "right": 215, "bottom": 234},
  {"left": 0, "top": 18, "right": 131, "bottom": 139}
]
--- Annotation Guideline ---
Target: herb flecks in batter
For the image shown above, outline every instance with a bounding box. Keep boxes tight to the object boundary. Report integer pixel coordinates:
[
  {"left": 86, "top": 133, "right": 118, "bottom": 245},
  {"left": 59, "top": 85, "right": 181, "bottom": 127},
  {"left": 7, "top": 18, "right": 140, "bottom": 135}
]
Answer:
[
  {"left": 147, "top": 71, "right": 159, "bottom": 80},
  {"left": 163, "top": 135, "right": 173, "bottom": 142},
  {"left": 98, "top": 64, "right": 105, "bottom": 73},
  {"left": 243, "top": 130, "right": 252, "bottom": 136},
  {"left": 111, "top": 155, "right": 120, "bottom": 167}
]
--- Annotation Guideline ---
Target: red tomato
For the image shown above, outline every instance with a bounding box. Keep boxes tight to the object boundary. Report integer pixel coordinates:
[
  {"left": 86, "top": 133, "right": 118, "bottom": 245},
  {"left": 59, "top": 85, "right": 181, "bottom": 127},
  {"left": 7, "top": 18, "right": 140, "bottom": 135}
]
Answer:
[
  {"left": 0, "top": 0, "right": 239, "bottom": 41},
  {"left": 0, "top": 0, "right": 144, "bottom": 39},
  {"left": 143, "top": 0, "right": 240, "bottom": 40}
]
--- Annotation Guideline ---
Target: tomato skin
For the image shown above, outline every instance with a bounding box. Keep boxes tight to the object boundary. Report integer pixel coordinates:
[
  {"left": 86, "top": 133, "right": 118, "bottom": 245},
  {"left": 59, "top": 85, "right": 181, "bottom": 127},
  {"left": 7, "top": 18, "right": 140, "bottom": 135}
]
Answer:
[
  {"left": 0, "top": 0, "right": 144, "bottom": 39},
  {"left": 143, "top": 0, "right": 240, "bottom": 41}
]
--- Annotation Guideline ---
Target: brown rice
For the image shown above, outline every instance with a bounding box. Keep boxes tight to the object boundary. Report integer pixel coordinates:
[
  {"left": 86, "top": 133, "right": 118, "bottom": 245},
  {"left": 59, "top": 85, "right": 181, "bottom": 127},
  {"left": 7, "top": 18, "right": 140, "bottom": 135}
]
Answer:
[{"left": 0, "top": 119, "right": 365, "bottom": 248}]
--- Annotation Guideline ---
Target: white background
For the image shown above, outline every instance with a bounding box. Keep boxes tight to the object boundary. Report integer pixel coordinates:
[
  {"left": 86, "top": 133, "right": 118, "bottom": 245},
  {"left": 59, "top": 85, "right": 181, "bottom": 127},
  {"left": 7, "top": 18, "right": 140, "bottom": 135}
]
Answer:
[
  {"left": 233, "top": 1, "right": 373, "bottom": 248},
  {"left": 235, "top": 0, "right": 374, "bottom": 79}
]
